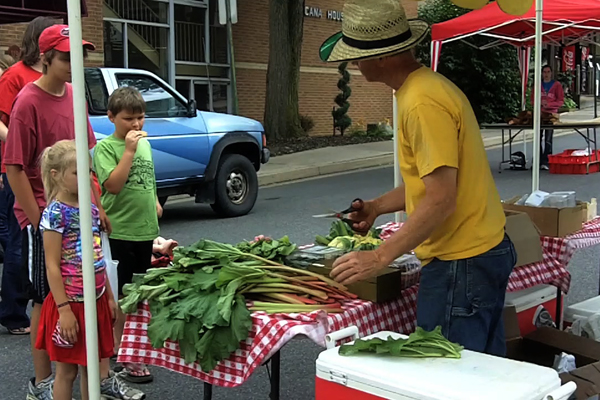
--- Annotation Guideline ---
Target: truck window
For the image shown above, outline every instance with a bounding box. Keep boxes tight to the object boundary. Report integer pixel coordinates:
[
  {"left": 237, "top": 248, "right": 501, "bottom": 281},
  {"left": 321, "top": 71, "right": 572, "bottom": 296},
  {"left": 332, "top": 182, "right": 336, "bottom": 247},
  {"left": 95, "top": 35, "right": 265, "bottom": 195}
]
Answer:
[
  {"left": 84, "top": 68, "right": 109, "bottom": 115},
  {"left": 115, "top": 74, "right": 188, "bottom": 118}
]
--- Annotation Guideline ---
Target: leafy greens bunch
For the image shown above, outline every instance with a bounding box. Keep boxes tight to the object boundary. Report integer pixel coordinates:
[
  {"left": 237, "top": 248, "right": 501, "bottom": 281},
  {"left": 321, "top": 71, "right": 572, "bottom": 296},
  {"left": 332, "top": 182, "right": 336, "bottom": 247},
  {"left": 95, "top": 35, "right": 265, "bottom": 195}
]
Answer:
[
  {"left": 339, "top": 326, "right": 463, "bottom": 359},
  {"left": 119, "top": 237, "right": 351, "bottom": 372}
]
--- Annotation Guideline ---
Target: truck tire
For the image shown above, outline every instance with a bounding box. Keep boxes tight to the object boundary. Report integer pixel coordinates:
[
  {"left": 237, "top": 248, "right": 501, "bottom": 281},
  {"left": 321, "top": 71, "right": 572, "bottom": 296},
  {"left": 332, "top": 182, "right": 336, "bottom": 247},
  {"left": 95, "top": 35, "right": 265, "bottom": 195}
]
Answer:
[{"left": 210, "top": 154, "right": 258, "bottom": 217}]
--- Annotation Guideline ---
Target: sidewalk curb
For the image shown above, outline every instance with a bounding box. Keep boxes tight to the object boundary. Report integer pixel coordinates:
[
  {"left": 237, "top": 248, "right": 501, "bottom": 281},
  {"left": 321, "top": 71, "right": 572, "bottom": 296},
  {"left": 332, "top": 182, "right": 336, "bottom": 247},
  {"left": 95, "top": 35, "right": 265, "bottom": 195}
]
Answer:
[
  {"left": 258, "top": 154, "right": 393, "bottom": 186},
  {"left": 258, "top": 129, "right": 577, "bottom": 187}
]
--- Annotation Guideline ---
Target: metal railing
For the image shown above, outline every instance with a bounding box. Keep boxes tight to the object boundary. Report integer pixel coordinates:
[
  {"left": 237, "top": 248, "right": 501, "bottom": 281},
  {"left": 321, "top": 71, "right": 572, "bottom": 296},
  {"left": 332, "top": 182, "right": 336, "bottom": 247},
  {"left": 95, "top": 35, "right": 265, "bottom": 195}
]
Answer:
[
  {"left": 104, "top": 0, "right": 161, "bottom": 23},
  {"left": 175, "top": 21, "right": 206, "bottom": 63}
]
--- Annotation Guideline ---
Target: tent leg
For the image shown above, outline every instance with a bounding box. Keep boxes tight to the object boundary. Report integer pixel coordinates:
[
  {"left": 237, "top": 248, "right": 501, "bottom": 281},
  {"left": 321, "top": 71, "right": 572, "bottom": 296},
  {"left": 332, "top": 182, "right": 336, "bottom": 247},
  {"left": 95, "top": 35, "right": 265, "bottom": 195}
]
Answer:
[{"left": 594, "top": 37, "right": 598, "bottom": 119}]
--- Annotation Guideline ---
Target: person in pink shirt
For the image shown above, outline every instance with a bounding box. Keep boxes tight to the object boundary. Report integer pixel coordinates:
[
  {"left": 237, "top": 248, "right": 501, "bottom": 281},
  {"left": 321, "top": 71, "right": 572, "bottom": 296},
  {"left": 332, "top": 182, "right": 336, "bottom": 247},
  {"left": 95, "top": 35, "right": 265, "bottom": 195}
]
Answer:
[{"left": 532, "top": 65, "right": 565, "bottom": 170}]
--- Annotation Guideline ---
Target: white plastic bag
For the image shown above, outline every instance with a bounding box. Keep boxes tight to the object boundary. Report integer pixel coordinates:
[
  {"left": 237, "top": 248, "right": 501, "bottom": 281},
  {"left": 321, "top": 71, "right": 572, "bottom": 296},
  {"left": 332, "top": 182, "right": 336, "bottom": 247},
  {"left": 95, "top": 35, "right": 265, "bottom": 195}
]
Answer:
[{"left": 102, "top": 232, "right": 119, "bottom": 303}]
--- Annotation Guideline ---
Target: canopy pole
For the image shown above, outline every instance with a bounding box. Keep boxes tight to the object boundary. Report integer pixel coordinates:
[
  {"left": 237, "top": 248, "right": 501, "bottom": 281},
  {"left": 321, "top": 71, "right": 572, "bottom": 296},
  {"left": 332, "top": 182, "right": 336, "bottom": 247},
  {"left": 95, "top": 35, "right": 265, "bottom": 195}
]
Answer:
[
  {"left": 532, "top": 0, "right": 543, "bottom": 192},
  {"left": 66, "top": 0, "right": 100, "bottom": 398},
  {"left": 393, "top": 90, "right": 401, "bottom": 223}
]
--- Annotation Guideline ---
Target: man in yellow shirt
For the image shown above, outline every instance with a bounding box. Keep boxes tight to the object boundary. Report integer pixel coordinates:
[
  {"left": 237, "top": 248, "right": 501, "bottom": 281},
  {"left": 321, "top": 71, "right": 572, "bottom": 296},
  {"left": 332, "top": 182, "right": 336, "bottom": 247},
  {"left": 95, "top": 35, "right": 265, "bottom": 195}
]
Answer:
[{"left": 320, "top": 0, "right": 516, "bottom": 356}]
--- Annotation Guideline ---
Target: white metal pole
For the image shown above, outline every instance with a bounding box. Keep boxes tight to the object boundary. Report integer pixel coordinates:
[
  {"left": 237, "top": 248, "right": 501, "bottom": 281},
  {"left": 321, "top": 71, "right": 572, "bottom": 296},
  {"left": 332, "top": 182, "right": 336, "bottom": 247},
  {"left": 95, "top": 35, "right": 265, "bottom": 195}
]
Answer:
[
  {"left": 168, "top": 0, "right": 176, "bottom": 86},
  {"left": 532, "top": 0, "right": 543, "bottom": 192},
  {"left": 66, "top": 0, "right": 100, "bottom": 398},
  {"left": 393, "top": 90, "right": 401, "bottom": 223}
]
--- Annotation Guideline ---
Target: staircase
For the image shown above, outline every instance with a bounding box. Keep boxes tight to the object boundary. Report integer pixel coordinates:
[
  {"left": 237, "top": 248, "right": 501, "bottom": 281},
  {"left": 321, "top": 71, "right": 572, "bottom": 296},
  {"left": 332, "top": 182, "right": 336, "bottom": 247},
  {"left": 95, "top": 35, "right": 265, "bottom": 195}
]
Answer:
[{"left": 103, "top": 0, "right": 207, "bottom": 67}]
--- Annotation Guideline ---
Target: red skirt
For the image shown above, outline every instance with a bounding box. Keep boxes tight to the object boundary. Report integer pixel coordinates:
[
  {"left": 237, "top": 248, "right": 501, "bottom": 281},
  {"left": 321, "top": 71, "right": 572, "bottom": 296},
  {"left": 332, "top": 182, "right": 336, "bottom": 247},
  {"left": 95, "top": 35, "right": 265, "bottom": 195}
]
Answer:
[{"left": 36, "top": 291, "right": 115, "bottom": 366}]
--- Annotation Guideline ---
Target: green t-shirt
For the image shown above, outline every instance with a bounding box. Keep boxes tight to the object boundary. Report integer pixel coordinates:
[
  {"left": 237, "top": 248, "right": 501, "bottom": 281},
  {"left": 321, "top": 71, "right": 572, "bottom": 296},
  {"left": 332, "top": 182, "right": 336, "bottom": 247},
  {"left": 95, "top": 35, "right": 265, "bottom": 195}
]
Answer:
[{"left": 93, "top": 134, "right": 159, "bottom": 241}]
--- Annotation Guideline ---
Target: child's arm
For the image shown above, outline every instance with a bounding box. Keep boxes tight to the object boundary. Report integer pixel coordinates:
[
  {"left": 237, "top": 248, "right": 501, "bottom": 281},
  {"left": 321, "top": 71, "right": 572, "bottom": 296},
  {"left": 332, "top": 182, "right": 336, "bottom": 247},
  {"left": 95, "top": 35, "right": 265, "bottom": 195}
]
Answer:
[
  {"left": 156, "top": 196, "right": 163, "bottom": 218},
  {"left": 44, "top": 230, "right": 79, "bottom": 343},
  {"left": 102, "top": 131, "right": 144, "bottom": 195},
  {"left": 103, "top": 270, "right": 118, "bottom": 321},
  {"left": 91, "top": 173, "right": 112, "bottom": 234}
]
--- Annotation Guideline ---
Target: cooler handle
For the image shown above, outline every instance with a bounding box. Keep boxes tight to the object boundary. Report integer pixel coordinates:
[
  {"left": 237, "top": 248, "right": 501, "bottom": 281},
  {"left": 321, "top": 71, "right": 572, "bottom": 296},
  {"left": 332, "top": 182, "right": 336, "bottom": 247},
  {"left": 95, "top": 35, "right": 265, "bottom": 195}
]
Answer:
[
  {"left": 325, "top": 326, "right": 359, "bottom": 349},
  {"left": 543, "top": 381, "right": 576, "bottom": 400}
]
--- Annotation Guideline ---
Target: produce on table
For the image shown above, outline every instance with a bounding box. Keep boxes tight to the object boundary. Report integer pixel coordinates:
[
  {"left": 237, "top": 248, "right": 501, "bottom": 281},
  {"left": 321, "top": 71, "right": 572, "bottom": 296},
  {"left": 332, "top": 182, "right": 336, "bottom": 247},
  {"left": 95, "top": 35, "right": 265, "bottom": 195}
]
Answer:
[
  {"left": 339, "top": 326, "right": 463, "bottom": 359},
  {"left": 119, "top": 236, "right": 355, "bottom": 372},
  {"left": 235, "top": 235, "right": 297, "bottom": 263},
  {"left": 315, "top": 220, "right": 383, "bottom": 251}
]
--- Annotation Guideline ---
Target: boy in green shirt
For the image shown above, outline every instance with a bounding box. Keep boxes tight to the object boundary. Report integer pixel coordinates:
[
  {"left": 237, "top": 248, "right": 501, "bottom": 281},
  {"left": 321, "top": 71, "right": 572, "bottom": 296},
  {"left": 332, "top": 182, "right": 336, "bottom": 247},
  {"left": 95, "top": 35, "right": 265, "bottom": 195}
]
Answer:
[{"left": 93, "top": 86, "right": 162, "bottom": 383}]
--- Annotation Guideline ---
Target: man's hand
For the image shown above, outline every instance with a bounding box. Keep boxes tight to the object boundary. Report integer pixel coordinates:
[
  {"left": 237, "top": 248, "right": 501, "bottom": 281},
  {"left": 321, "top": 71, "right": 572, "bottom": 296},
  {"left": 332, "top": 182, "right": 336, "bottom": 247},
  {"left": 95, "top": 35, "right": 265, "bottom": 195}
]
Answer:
[
  {"left": 330, "top": 250, "right": 386, "bottom": 286},
  {"left": 347, "top": 199, "right": 379, "bottom": 235},
  {"left": 99, "top": 208, "right": 112, "bottom": 235},
  {"left": 125, "top": 130, "right": 144, "bottom": 154}
]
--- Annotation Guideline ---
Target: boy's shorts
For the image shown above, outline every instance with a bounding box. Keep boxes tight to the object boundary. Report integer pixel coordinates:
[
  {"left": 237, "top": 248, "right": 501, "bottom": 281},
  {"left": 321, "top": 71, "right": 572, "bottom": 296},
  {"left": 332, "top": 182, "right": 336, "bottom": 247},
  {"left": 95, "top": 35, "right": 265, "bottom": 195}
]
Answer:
[
  {"left": 109, "top": 239, "right": 153, "bottom": 296},
  {"left": 21, "top": 226, "right": 49, "bottom": 305}
]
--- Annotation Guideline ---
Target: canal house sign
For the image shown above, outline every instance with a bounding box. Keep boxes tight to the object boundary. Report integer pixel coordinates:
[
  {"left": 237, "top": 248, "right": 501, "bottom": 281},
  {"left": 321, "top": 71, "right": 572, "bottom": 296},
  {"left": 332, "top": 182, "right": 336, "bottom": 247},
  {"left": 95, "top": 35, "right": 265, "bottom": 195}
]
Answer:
[{"left": 304, "top": 6, "right": 343, "bottom": 21}]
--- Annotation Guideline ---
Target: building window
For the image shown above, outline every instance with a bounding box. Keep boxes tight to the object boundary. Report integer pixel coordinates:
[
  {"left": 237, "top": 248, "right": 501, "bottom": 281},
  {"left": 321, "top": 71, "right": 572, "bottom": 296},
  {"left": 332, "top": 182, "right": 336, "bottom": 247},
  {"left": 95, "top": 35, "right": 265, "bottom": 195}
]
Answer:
[
  {"left": 194, "top": 82, "right": 210, "bottom": 111},
  {"left": 174, "top": 5, "right": 206, "bottom": 63},
  {"left": 175, "top": 79, "right": 229, "bottom": 113},
  {"left": 104, "top": 21, "right": 124, "bottom": 68},
  {"left": 126, "top": 24, "right": 169, "bottom": 79},
  {"left": 104, "top": 0, "right": 167, "bottom": 24},
  {"left": 209, "top": 0, "right": 227, "bottom": 64},
  {"left": 211, "top": 83, "right": 228, "bottom": 113}
]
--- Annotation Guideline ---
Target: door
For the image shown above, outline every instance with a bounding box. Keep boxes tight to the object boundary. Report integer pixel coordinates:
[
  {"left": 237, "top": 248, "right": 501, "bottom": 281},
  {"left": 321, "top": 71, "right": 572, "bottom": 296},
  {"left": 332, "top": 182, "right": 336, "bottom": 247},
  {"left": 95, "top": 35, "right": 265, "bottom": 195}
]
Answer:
[{"left": 114, "top": 73, "right": 210, "bottom": 185}]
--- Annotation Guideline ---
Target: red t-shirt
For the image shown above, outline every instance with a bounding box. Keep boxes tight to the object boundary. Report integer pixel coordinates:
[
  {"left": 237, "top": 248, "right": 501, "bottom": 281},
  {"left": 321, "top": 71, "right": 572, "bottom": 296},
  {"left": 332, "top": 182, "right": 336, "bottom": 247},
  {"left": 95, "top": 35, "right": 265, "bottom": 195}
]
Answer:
[
  {"left": 4, "top": 82, "right": 98, "bottom": 229},
  {"left": 0, "top": 61, "right": 43, "bottom": 174}
]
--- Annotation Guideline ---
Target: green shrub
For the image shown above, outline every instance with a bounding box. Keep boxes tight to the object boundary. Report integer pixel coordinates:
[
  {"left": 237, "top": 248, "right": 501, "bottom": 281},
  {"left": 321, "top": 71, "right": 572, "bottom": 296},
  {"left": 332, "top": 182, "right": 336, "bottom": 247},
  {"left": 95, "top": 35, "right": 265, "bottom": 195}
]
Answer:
[
  {"left": 415, "top": 0, "right": 521, "bottom": 123},
  {"left": 299, "top": 114, "right": 315, "bottom": 134},
  {"left": 332, "top": 62, "right": 352, "bottom": 136}
]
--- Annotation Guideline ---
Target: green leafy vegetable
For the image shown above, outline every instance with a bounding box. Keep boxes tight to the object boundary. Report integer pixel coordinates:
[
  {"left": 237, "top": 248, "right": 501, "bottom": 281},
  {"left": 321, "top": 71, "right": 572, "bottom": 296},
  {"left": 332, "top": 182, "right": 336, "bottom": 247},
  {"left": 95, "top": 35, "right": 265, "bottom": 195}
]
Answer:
[
  {"left": 339, "top": 326, "right": 463, "bottom": 359},
  {"left": 119, "top": 235, "right": 343, "bottom": 373},
  {"left": 235, "top": 235, "right": 297, "bottom": 262},
  {"left": 316, "top": 220, "right": 383, "bottom": 250}
]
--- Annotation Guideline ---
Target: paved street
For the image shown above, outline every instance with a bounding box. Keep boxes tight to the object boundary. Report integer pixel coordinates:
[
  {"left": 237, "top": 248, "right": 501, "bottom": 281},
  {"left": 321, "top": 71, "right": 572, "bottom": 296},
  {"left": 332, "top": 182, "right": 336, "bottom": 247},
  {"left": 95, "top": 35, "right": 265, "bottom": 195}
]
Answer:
[{"left": 2, "top": 132, "right": 600, "bottom": 399}]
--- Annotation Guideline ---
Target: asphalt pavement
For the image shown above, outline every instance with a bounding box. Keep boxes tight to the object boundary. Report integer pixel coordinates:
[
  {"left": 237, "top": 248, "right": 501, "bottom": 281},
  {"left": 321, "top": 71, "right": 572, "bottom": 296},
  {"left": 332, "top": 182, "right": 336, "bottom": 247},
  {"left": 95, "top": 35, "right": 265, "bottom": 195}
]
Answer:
[{"left": 2, "top": 132, "right": 600, "bottom": 399}]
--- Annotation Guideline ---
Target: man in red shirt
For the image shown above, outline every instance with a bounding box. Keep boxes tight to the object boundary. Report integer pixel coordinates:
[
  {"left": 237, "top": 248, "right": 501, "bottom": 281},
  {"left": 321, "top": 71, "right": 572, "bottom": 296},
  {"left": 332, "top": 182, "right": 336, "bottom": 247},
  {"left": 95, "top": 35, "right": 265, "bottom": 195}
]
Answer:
[
  {"left": 0, "top": 17, "right": 54, "bottom": 337},
  {"left": 4, "top": 25, "right": 132, "bottom": 400}
]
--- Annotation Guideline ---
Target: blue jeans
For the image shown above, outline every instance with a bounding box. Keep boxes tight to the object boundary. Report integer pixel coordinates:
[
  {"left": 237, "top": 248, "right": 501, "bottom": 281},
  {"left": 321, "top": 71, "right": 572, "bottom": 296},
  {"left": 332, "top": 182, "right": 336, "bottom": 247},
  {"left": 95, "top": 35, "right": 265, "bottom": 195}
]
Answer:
[
  {"left": 0, "top": 173, "right": 29, "bottom": 330},
  {"left": 417, "top": 235, "right": 516, "bottom": 357}
]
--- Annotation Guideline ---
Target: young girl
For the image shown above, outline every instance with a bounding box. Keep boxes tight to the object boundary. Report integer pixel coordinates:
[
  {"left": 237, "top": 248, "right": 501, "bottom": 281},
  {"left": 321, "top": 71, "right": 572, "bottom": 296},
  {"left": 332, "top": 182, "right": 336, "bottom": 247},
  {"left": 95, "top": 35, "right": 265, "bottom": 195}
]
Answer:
[{"left": 35, "top": 140, "right": 144, "bottom": 400}]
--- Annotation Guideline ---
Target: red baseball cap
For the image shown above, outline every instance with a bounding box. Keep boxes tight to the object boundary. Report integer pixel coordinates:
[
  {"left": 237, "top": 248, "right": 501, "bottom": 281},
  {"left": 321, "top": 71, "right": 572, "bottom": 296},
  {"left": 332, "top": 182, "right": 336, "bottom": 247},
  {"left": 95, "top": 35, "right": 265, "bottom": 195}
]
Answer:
[{"left": 39, "top": 25, "right": 95, "bottom": 54}]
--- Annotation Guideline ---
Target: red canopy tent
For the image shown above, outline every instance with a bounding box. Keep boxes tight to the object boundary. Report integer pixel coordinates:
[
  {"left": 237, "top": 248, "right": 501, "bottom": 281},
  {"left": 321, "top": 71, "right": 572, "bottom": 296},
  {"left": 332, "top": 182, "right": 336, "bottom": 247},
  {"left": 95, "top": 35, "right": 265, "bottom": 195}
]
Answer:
[{"left": 430, "top": 0, "right": 600, "bottom": 111}]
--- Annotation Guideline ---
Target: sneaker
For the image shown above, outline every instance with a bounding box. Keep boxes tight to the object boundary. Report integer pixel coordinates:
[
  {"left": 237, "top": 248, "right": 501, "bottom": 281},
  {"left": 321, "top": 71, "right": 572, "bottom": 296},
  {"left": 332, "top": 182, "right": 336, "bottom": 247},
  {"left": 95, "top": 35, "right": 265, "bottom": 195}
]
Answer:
[
  {"left": 101, "top": 372, "right": 145, "bottom": 400},
  {"left": 541, "top": 164, "right": 550, "bottom": 170},
  {"left": 26, "top": 376, "right": 54, "bottom": 400}
]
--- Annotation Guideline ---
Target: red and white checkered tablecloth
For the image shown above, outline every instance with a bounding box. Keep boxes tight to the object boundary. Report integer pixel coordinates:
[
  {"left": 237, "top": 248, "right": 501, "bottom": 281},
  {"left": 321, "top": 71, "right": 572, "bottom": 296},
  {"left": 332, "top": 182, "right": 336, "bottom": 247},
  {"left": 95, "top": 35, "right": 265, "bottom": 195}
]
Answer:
[
  {"left": 378, "top": 217, "right": 600, "bottom": 294},
  {"left": 118, "top": 286, "right": 419, "bottom": 388},
  {"left": 118, "top": 218, "right": 600, "bottom": 388}
]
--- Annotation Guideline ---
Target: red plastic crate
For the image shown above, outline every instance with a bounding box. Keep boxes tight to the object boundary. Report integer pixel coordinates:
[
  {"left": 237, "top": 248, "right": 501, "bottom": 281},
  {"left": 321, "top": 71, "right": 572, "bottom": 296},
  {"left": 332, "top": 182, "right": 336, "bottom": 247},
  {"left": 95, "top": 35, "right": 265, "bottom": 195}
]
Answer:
[{"left": 548, "top": 149, "right": 600, "bottom": 174}]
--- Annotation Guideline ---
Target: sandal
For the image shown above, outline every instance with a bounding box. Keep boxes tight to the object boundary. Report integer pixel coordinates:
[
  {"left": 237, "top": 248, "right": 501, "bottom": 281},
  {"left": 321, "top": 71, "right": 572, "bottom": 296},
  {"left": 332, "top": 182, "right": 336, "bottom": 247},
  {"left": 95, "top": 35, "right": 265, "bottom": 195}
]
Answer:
[
  {"left": 119, "top": 363, "right": 154, "bottom": 384},
  {"left": 8, "top": 327, "right": 30, "bottom": 335}
]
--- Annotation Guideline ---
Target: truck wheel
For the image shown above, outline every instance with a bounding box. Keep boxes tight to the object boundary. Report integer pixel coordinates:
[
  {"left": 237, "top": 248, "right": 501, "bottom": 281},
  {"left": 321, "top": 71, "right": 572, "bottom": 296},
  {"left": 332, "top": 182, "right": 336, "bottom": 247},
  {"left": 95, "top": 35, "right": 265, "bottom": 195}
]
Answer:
[
  {"left": 210, "top": 154, "right": 258, "bottom": 217},
  {"left": 158, "top": 196, "right": 168, "bottom": 207}
]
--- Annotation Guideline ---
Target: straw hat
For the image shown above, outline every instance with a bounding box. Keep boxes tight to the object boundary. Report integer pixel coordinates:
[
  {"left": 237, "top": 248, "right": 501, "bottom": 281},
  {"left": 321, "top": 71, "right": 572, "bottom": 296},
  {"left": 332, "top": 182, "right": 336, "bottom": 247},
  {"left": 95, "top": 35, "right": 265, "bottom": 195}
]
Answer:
[{"left": 319, "top": 0, "right": 430, "bottom": 63}]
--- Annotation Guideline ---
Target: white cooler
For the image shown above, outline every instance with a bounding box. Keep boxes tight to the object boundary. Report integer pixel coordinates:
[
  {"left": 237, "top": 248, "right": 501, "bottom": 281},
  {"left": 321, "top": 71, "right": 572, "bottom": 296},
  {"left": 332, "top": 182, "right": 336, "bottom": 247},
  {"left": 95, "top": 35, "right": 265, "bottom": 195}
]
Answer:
[
  {"left": 316, "top": 329, "right": 576, "bottom": 400},
  {"left": 565, "top": 295, "right": 600, "bottom": 324}
]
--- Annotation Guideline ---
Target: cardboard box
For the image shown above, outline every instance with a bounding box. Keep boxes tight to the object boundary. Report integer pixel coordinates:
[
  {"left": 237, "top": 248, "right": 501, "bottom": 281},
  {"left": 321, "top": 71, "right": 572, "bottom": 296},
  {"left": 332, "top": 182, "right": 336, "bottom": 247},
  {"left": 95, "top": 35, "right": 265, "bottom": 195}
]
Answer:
[
  {"left": 504, "top": 211, "right": 543, "bottom": 267},
  {"left": 308, "top": 264, "right": 403, "bottom": 303},
  {"left": 503, "top": 196, "right": 584, "bottom": 237},
  {"left": 504, "top": 306, "right": 600, "bottom": 399}
]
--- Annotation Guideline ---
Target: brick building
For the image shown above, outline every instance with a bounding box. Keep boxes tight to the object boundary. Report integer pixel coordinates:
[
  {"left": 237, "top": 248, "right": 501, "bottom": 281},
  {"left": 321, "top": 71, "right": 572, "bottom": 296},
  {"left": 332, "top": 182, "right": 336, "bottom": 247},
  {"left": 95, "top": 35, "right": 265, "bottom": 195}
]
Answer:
[{"left": 0, "top": 0, "right": 418, "bottom": 136}]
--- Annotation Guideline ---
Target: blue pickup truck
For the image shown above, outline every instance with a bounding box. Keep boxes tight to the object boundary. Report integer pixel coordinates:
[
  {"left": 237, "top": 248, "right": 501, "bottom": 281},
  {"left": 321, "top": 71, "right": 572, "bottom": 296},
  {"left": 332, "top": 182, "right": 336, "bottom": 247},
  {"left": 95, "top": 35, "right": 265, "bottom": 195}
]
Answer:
[{"left": 84, "top": 68, "right": 269, "bottom": 217}]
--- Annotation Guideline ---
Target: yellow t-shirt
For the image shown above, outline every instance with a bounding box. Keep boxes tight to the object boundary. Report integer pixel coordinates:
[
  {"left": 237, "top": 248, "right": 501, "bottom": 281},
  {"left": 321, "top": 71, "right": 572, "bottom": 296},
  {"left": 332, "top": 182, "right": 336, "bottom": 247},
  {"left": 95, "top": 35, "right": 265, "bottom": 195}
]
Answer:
[{"left": 396, "top": 67, "right": 505, "bottom": 264}]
